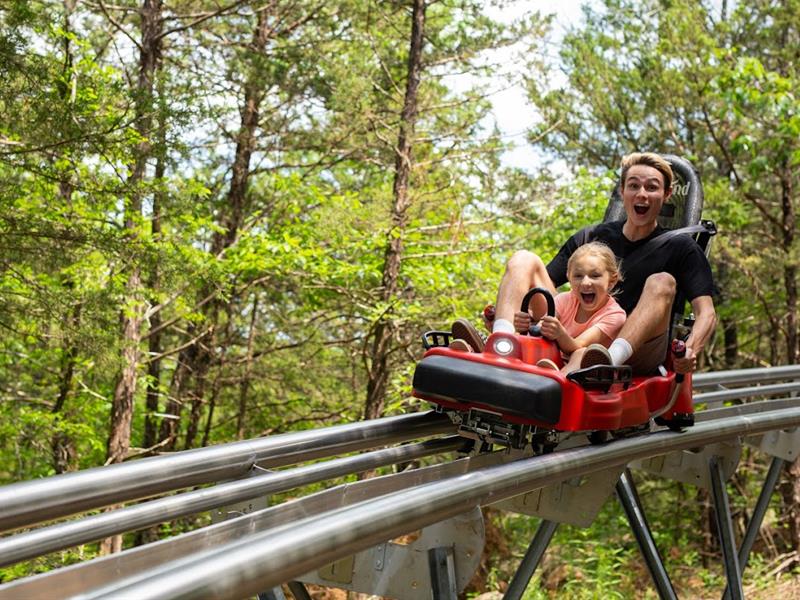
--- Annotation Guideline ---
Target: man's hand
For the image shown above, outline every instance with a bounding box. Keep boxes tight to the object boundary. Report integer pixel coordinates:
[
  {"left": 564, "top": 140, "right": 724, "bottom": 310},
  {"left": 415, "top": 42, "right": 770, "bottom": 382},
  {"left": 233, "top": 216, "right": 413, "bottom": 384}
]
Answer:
[
  {"left": 539, "top": 315, "right": 566, "bottom": 342},
  {"left": 513, "top": 310, "right": 531, "bottom": 334},
  {"left": 673, "top": 346, "right": 697, "bottom": 374}
]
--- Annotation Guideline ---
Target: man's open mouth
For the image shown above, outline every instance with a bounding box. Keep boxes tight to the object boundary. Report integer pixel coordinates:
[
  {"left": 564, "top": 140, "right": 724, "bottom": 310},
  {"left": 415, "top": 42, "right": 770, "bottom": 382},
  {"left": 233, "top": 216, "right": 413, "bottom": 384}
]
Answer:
[
  {"left": 634, "top": 204, "right": 649, "bottom": 215},
  {"left": 581, "top": 292, "right": 596, "bottom": 304}
]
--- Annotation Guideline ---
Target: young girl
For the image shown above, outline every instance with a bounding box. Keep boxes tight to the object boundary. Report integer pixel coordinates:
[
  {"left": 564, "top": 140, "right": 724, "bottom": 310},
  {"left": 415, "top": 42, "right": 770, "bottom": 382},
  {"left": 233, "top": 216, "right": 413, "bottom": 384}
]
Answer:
[{"left": 536, "top": 242, "right": 626, "bottom": 373}]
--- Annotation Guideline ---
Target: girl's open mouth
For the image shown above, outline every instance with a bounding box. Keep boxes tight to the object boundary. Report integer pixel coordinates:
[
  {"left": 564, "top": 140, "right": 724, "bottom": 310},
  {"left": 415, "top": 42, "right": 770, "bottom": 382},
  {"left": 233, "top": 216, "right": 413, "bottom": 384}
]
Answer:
[
  {"left": 581, "top": 292, "right": 596, "bottom": 305},
  {"left": 634, "top": 204, "right": 649, "bottom": 215}
]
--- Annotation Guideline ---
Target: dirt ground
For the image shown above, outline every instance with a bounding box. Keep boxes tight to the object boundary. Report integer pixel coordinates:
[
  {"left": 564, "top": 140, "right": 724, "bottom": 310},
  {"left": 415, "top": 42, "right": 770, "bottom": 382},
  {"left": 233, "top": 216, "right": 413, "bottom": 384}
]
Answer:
[{"left": 727, "top": 577, "right": 800, "bottom": 600}]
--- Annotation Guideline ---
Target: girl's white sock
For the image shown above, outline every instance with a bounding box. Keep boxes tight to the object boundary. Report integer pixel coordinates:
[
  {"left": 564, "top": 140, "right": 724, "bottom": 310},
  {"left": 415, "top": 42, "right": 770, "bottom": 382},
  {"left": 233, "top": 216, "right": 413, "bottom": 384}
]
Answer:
[
  {"left": 608, "top": 338, "right": 633, "bottom": 365},
  {"left": 492, "top": 318, "right": 515, "bottom": 334}
]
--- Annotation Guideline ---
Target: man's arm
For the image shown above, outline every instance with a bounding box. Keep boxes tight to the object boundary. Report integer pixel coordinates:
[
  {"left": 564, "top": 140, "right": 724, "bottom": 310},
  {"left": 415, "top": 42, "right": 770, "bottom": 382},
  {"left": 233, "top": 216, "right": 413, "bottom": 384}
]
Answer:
[{"left": 674, "top": 295, "right": 716, "bottom": 374}]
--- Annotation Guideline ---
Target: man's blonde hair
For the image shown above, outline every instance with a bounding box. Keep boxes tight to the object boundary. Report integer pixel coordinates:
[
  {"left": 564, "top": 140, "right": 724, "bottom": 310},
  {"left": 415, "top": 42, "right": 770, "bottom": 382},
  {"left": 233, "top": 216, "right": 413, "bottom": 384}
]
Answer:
[{"left": 620, "top": 152, "right": 673, "bottom": 192}]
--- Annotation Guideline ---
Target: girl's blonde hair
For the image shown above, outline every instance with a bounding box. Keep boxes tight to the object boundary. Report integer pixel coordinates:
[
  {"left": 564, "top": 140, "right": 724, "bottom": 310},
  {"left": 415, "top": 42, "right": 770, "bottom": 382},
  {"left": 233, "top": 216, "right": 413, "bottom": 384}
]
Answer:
[{"left": 567, "top": 242, "right": 623, "bottom": 288}]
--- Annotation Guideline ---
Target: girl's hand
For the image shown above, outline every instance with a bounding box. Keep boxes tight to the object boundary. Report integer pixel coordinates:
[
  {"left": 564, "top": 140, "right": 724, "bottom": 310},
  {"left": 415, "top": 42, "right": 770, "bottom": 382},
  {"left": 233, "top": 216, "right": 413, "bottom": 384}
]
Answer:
[
  {"left": 539, "top": 315, "right": 566, "bottom": 341},
  {"left": 513, "top": 311, "right": 531, "bottom": 334}
]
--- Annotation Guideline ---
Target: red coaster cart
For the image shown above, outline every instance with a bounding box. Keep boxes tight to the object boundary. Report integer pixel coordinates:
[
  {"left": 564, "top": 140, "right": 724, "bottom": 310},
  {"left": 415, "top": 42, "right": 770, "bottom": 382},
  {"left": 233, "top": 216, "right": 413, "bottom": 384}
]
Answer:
[{"left": 412, "top": 155, "right": 716, "bottom": 451}]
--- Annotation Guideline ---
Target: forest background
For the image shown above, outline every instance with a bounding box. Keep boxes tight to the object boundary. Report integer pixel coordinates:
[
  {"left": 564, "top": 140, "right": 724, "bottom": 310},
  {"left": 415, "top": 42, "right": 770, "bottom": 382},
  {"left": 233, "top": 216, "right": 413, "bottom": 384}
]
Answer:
[{"left": 1, "top": 0, "right": 799, "bottom": 597}]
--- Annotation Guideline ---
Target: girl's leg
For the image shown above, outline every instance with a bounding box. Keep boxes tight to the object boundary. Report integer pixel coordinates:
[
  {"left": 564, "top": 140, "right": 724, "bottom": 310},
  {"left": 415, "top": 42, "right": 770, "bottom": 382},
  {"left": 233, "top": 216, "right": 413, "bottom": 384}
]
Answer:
[{"left": 561, "top": 348, "right": 585, "bottom": 374}]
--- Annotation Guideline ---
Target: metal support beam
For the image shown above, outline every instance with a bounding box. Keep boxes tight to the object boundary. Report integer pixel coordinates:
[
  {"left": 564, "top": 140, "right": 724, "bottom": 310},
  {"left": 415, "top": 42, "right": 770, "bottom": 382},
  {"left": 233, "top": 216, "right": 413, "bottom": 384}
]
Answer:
[
  {"left": 616, "top": 469, "right": 676, "bottom": 600},
  {"left": 709, "top": 456, "right": 743, "bottom": 600},
  {"left": 428, "top": 546, "right": 457, "bottom": 600},
  {"left": 503, "top": 520, "right": 559, "bottom": 600},
  {"left": 286, "top": 581, "right": 312, "bottom": 600},
  {"left": 722, "top": 457, "right": 785, "bottom": 600}
]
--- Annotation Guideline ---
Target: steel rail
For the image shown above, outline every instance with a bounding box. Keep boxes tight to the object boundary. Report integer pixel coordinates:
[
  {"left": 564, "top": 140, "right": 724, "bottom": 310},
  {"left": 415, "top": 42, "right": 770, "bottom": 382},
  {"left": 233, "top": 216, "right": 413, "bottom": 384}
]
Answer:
[
  {"left": 0, "top": 411, "right": 453, "bottom": 533},
  {"left": 56, "top": 407, "right": 800, "bottom": 600},
  {"left": 0, "top": 436, "right": 466, "bottom": 569},
  {"left": 1, "top": 368, "right": 795, "bottom": 535},
  {"left": 694, "top": 381, "right": 800, "bottom": 405},
  {"left": 693, "top": 365, "right": 800, "bottom": 389},
  {"left": 0, "top": 449, "right": 511, "bottom": 598},
  {"left": 695, "top": 397, "right": 800, "bottom": 421}
]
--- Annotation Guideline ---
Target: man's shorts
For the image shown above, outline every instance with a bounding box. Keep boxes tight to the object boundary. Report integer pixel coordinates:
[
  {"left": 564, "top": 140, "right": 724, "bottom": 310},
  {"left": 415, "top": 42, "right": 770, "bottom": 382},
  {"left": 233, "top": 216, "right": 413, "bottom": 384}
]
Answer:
[{"left": 627, "top": 330, "right": 670, "bottom": 375}]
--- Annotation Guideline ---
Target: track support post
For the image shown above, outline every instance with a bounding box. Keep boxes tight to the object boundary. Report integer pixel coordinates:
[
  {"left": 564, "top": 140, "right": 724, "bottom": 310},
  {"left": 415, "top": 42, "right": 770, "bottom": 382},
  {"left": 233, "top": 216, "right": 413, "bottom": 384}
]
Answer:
[
  {"left": 721, "top": 455, "right": 788, "bottom": 599},
  {"left": 709, "top": 455, "right": 744, "bottom": 600},
  {"left": 428, "top": 546, "right": 457, "bottom": 600},
  {"left": 503, "top": 519, "right": 559, "bottom": 600},
  {"left": 616, "top": 469, "right": 677, "bottom": 600}
]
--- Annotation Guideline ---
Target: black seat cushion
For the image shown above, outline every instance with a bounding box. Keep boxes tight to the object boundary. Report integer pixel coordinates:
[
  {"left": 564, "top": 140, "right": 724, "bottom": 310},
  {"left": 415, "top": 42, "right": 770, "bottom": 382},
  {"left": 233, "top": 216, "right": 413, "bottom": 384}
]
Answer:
[{"left": 413, "top": 355, "right": 562, "bottom": 424}]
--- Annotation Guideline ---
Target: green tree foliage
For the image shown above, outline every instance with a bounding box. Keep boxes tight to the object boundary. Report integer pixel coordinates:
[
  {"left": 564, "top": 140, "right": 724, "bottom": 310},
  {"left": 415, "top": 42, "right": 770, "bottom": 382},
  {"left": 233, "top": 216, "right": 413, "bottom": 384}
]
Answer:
[
  {"left": 0, "top": 0, "right": 551, "bottom": 485},
  {"left": 525, "top": 0, "right": 799, "bottom": 370}
]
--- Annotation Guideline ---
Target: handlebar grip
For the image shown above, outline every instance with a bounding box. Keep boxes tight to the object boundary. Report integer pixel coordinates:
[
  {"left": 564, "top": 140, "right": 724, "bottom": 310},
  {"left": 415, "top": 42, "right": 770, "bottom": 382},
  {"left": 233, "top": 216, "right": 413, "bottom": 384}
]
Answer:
[
  {"left": 520, "top": 287, "right": 556, "bottom": 317},
  {"left": 672, "top": 339, "right": 687, "bottom": 383},
  {"left": 483, "top": 305, "right": 496, "bottom": 323},
  {"left": 521, "top": 288, "right": 555, "bottom": 337}
]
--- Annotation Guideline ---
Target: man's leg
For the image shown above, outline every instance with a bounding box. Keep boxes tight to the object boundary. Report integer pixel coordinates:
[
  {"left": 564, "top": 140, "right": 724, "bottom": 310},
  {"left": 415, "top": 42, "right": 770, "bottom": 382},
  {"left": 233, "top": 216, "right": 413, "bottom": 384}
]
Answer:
[
  {"left": 494, "top": 251, "right": 556, "bottom": 332},
  {"left": 609, "top": 273, "right": 675, "bottom": 364}
]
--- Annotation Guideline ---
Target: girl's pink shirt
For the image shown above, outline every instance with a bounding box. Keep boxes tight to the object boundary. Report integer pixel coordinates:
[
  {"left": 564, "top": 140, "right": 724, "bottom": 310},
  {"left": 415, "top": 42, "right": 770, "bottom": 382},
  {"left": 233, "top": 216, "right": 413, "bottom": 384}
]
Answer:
[{"left": 554, "top": 291, "right": 626, "bottom": 343}]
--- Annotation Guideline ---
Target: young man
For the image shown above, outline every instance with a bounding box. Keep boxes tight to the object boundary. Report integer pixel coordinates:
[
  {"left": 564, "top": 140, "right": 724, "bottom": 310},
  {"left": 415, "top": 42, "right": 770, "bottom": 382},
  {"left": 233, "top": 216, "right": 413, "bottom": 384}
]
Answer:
[{"left": 458, "top": 152, "right": 716, "bottom": 375}]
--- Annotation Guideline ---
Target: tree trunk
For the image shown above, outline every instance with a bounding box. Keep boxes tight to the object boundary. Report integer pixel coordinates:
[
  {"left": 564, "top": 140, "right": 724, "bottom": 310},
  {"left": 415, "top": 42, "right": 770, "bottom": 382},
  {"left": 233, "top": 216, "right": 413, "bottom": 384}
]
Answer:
[
  {"left": 52, "top": 301, "right": 81, "bottom": 473},
  {"left": 106, "top": 0, "right": 163, "bottom": 466},
  {"left": 143, "top": 86, "right": 167, "bottom": 452},
  {"left": 364, "top": 0, "right": 427, "bottom": 421},
  {"left": 102, "top": 0, "right": 163, "bottom": 556},
  {"left": 202, "top": 314, "right": 234, "bottom": 447},
  {"left": 722, "top": 316, "right": 738, "bottom": 369},
  {"left": 182, "top": 343, "right": 213, "bottom": 450},
  {"left": 51, "top": 0, "right": 79, "bottom": 474},
  {"left": 778, "top": 165, "right": 800, "bottom": 557},
  {"left": 237, "top": 297, "right": 259, "bottom": 439},
  {"left": 165, "top": 9, "right": 270, "bottom": 450},
  {"left": 716, "top": 263, "right": 739, "bottom": 369},
  {"left": 780, "top": 169, "right": 798, "bottom": 364},
  {"left": 780, "top": 459, "right": 800, "bottom": 557},
  {"left": 159, "top": 342, "right": 197, "bottom": 449}
]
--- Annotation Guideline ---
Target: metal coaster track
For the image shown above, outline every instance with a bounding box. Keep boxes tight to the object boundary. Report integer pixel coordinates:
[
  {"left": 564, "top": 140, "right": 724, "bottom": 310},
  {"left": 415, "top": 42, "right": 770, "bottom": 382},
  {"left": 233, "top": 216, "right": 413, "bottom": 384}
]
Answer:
[
  {"left": 0, "top": 410, "right": 454, "bottom": 533},
  {"left": 0, "top": 365, "right": 798, "bottom": 600}
]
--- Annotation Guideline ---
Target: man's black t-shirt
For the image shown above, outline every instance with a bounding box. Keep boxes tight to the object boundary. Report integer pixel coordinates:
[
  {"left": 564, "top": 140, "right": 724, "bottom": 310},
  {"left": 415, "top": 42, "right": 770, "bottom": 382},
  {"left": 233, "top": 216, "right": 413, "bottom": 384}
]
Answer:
[{"left": 546, "top": 221, "right": 714, "bottom": 314}]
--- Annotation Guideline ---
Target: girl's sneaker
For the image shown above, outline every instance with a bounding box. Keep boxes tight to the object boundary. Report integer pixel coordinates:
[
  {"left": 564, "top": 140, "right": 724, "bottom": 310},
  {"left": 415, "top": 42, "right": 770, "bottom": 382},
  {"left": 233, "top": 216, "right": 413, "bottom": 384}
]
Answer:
[
  {"left": 536, "top": 358, "right": 559, "bottom": 371},
  {"left": 451, "top": 318, "right": 486, "bottom": 352},
  {"left": 580, "top": 344, "right": 613, "bottom": 368}
]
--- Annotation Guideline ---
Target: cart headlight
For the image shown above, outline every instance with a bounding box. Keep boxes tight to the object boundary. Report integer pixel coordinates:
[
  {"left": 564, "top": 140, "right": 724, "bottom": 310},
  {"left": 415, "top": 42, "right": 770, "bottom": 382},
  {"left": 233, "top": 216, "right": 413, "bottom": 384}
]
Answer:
[{"left": 488, "top": 333, "right": 520, "bottom": 358}]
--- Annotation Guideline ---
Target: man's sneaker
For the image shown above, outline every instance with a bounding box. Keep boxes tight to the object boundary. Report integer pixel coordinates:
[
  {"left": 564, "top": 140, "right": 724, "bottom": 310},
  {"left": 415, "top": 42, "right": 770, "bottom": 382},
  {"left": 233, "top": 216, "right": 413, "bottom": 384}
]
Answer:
[
  {"left": 536, "top": 358, "right": 559, "bottom": 371},
  {"left": 580, "top": 344, "right": 613, "bottom": 369},
  {"left": 452, "top": 318, "right": 486, "bottom": 352},
  {"left": 449, "top": 339, "right": 474, "bottom": 353}
]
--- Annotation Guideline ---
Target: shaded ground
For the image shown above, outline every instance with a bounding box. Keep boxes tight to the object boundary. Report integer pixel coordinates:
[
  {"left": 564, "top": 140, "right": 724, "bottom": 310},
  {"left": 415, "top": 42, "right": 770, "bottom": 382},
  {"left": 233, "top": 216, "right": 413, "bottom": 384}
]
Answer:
[{"left": 299, "top": 574, "right": 800, "bottom": 599}]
